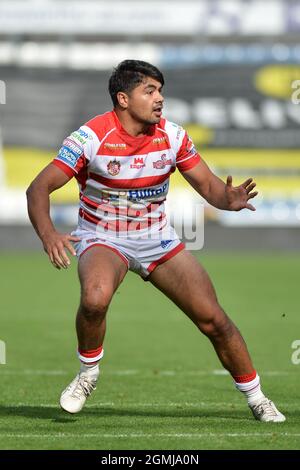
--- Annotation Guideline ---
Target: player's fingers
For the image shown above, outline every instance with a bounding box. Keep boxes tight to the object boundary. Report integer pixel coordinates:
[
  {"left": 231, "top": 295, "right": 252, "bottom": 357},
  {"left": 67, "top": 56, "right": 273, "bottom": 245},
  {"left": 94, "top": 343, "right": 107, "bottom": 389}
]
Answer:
[
  {"left": 59, "top": 247, "right": 71, "bottom": 268},
  {"left": 46, "top": 249, "right": 54, "bottom": 264},
  {"left": 246, "top": 203, "right": 256, "bottom": 211},
  {"left": 226, "top": 175, "right": 233, "bottom": 187},
  {"left": 247, "top": 191, "right": 258, "bottom": 200},
  {"left": 49, "top": 253, "right": 61, "bottom": 270},
  {"left": 246, "top": 182, "right": 256, "bottom": 194},
  {"left": 48, "top": 253, "right": 60, "bottom": 269},
  {"left": 242, "top": 178, "right": 253, "bottom": 188},
  {"left": 45, "top": 248, "right": 61, "bottom": 269},
  {"left": 57, "top": 242, "right": 70, "bottom": 268},
  {"left": 64, "top": 240, "right": 77, "bottom": 256},
  {"left": 68, "top": 235, "right": 81, "bottom": 242},
  {"left": 52, "top": 246, "right": 66, "bottom": 269}
]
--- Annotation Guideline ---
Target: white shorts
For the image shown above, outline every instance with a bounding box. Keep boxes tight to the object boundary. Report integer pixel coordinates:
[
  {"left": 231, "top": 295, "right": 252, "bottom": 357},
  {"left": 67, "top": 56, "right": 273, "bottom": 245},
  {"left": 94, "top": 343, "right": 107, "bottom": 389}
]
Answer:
[{"left": 72, "top": 225, "right": 185, "bottom": 279}]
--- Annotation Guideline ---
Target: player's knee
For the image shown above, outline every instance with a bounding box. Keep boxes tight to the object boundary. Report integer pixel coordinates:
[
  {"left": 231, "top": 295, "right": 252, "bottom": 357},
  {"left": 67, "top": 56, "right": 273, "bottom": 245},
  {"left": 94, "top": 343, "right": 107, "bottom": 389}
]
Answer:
[
  {"left": 197, "top": 308, "right": 233, "bottom": 340},
  {"left": 80, "top": 286, "right": 112, "bottom": 319}
]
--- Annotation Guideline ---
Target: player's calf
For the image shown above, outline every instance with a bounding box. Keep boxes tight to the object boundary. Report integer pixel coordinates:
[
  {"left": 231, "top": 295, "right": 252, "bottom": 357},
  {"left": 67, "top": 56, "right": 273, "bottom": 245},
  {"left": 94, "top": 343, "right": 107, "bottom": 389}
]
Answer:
[{"left": 194, "top": 307, "right": 286, "bottom": 422}]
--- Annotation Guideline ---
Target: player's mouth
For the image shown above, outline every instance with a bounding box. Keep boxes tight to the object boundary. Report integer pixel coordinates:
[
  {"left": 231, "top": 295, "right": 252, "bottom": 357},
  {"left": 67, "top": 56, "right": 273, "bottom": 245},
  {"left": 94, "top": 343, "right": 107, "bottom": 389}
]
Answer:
[{"left": 153, "top": 106, "right": 163, "bottom": 117}]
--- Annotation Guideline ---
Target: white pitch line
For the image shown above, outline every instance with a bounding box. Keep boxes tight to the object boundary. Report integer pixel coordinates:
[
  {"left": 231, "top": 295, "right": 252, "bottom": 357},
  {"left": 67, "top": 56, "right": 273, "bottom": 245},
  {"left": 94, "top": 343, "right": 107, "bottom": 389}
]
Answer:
[
  {"left": 106, "top": 370, "right": 139, "bottom": 376},
  {"left": 0, "top": 433, "right": 299, "bottom": 439},
  {"left": 0, "top": 370, "right": 68, "bottom": 376}
]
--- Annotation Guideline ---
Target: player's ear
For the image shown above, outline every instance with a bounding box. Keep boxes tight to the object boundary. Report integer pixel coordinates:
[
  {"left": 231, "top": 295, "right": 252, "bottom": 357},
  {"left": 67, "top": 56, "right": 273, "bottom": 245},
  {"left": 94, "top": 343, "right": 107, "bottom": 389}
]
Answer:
[{"left": 117, "top": 92, "right": 129, "bottom": 109}]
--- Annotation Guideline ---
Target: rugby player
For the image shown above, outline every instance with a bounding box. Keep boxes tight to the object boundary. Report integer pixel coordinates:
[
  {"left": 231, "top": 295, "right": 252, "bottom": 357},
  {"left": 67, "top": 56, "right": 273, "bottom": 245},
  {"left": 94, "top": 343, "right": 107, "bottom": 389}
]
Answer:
[{"left": 27, "top": 60, "right": 285, "bottom": 422}]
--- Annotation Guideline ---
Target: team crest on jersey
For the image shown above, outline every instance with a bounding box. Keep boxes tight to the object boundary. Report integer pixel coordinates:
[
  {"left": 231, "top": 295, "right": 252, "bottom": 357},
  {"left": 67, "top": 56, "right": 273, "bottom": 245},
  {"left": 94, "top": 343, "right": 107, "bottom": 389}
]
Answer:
[
  {"left": 153, "top": 153, "right": 172, "bottom": 169},
  {"left": 107, "top": 159, "right": 121, "bottom": 176}
]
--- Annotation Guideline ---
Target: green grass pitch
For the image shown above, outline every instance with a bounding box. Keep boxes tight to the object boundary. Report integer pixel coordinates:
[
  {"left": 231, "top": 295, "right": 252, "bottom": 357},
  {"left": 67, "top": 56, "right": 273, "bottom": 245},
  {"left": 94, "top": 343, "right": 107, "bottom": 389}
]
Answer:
[{"left": 0, "top": 251, "right": 299, "bottom": 450}]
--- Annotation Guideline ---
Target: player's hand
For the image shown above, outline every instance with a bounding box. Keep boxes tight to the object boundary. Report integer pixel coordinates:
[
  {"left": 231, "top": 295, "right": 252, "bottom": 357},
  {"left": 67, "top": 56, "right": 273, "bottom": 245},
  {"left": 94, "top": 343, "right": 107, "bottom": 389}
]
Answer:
[
  {"left": 42, "top": 231, "right": 81, "bottom": 270},
  {"left": 225, "top": 176, "right": 258, "bottom": 212}
]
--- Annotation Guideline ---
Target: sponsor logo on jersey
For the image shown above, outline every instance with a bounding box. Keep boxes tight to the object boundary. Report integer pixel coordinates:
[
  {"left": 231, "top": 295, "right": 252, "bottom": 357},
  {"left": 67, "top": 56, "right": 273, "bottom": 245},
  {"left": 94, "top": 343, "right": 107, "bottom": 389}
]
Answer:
[
  {"left": 153, "top": 154, "right": 172, "bottom": 169},
  {"left": 128, "top": 182, "right": 168, "bottom": 200},
  {"left": 160, "top": 239, "right": 173, "bottom": 249},
  {"left": 71, "top": 129, "right": 92, "bottom": 145},
  {"left": 63, "top": 138, "right": 83, "bottom": 157},
  {"left": 185, "top": 136, "right": 197, "bottom": 156},
  {"left": 130, "top": 157, "right": 145, "bottom": 169},
  {"left": 107, "top": 159, "right": 121, "bottom": 176},
  {"left": 100, "top": 189, "right": 127, "bottom": 202},
  {"left": 93, "top": 183, "right": 168, "bottom": 204},
  {"left": 104, "top": 143, "right": 127, "bottom": 150},
  {"left": 176, "top": 127, "right": 183, "bottom": 140},
  {"left": 57, "top": 143, "right": 83, "bottom": 167},
  {"left": 171, "top": 123, "right": 183, "bottom": 140},
  {"left": 152, "top": 136, "right": 168, "bottom": 145}
]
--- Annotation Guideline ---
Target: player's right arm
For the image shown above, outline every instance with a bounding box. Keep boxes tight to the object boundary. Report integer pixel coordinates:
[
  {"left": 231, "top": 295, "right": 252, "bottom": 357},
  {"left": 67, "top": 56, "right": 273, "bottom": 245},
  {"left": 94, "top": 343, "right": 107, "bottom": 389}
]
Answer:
[
  {"left": 26, "top": 163, "right": 81, "bottom": 270},
  {"left": 27, "top": 123, "right": 97, "bottom": 269}
]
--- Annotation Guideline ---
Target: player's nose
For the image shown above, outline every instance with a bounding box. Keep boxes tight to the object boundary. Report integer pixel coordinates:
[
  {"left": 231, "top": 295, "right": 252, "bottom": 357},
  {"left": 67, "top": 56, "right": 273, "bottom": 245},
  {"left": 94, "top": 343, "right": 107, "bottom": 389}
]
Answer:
[{"left": 156, "top": 92, "right": 164, "bottom": 104}]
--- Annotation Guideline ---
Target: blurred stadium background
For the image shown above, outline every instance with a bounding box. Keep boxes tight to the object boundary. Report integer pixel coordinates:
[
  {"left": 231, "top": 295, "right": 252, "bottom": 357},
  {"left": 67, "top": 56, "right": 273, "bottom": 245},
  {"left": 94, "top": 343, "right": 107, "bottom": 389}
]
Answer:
[
  {"left": 0, "top": 0, "right": 300, "bottom": 451},
  {"left": 1, "top": 0, "right": 300, "bottom": 248}
]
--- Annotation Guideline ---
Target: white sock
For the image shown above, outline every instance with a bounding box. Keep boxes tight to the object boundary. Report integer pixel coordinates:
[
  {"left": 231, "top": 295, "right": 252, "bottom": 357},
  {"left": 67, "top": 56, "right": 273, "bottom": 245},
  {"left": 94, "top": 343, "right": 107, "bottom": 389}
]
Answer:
[
  {"left": 234, "top": 373, "right": 265, "bottom": 406},
  {"left": 80, "top": 362, "right": 99, "bottom": 379}
]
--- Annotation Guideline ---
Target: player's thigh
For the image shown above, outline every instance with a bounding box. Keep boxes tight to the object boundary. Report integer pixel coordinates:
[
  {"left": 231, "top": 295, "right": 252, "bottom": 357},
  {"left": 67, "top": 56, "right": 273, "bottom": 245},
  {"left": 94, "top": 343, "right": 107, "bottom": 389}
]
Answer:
[
  {"left": 78, "top": 245, "right": 128, "bottom": 306},
  {"left": 148, "top": 249, "right": 220, "bottom": 323}
]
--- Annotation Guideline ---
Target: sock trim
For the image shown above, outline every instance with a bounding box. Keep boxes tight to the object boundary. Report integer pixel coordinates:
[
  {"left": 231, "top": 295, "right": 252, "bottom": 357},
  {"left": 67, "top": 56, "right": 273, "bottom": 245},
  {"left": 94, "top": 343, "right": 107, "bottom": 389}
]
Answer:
[
  {"left": 232, "top": 370, "right": 257, "bottom": 383},
  {"left": 77, "top": 346, "right": 104, "bottom": 364},
  {"left": 234, "top": 374, "right": 260, "bottom": 393}
]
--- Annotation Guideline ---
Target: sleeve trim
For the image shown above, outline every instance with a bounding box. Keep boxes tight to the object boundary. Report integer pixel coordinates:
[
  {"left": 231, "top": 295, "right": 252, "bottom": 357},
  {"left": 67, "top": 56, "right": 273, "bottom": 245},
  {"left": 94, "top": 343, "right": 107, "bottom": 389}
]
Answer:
[
  {"left": 52, "top": 159, "right": 76, "bottom": 178},
  {"left": 177, "top": 153, "right": 198, "bottom": 164},
  {"left": 178, "top": 155, "right": 201, "bottom": 173}
]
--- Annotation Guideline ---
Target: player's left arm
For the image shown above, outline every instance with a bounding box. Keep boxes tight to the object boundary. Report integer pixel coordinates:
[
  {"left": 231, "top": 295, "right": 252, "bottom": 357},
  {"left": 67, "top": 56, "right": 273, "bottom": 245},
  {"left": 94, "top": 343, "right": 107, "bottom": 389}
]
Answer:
[{"left": 181, "top": 159, "right": 258, "bottom": 211}]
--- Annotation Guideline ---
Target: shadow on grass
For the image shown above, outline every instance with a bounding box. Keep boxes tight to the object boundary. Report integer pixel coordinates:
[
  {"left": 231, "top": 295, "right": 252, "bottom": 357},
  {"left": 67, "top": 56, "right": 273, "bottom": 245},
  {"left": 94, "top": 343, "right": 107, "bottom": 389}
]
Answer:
[
  {"left": 0, "top": 404, "right": 261, "bottom": 422},
  {"left": 0, "top": 406, "right": 76, "bottom": 423}
]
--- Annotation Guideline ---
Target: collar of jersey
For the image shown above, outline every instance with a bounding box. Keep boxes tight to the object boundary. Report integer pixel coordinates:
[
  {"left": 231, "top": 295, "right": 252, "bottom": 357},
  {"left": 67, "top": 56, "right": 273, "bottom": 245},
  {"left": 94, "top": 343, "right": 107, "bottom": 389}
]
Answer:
[{"left": 112, "top": 110, "right": 156, "bottom": 144}]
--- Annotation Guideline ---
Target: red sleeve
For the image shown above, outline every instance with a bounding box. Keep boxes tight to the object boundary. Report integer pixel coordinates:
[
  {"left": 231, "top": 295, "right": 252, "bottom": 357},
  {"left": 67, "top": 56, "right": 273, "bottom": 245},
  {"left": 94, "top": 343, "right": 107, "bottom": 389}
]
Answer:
[
  {"left": 53, "top": 133, "right": 89, "bottom": 178},
  {"left": 176, "top": 132, "right": 201, "bottom": 173},
  {"left": 52, "top": 159, "right": 76, "bottom": 178}
]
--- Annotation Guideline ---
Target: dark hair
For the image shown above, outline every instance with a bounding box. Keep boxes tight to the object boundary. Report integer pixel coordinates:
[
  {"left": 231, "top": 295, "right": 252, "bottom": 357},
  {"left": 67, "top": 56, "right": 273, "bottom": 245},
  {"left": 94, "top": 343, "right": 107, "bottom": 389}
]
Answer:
[{"left": 108, "top": 59, "right": 164, "bottom": 107}]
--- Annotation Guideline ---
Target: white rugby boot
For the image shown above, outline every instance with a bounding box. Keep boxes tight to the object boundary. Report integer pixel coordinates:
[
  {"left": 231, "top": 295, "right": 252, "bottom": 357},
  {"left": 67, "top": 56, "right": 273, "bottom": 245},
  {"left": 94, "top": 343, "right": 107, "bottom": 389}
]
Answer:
[
  {"left": 249, "top": 398, "right": 286, "bottom": 422},
  {"left": 60, "top": 368, "right": 99, "bottom": 414}
]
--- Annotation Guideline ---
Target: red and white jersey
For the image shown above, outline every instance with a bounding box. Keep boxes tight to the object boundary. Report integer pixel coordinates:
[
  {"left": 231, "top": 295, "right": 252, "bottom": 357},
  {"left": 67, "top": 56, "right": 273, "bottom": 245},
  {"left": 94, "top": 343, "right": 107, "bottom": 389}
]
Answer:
[{"left": 53, "top": 110, "right": 200, "bottom": 236}]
